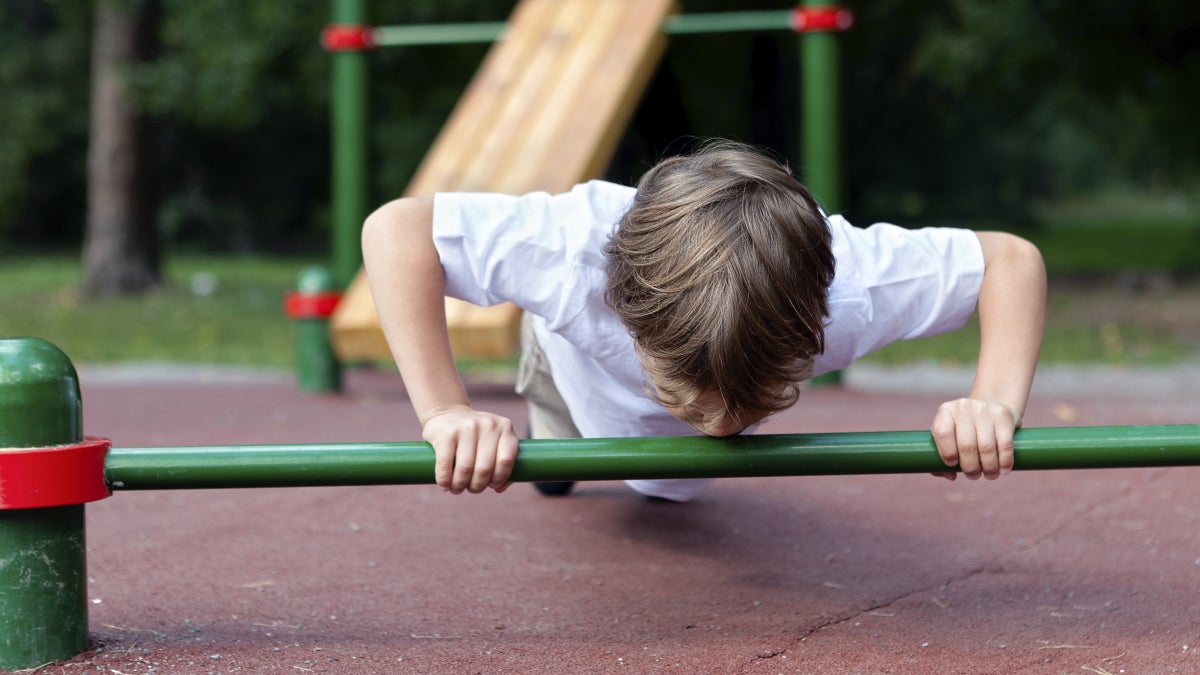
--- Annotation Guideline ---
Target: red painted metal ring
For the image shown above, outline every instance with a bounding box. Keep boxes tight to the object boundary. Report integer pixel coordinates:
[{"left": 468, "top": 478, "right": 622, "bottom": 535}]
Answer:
[
  {"left": 0, "top": 437, "right": 112, "bottom": 509},
  {"left": 791, "top": 6, "right": 854, "bottom": 33},
  {"left": 321, "top": 24, "right": 377, "bottom": 52},
  {"left": 285, "top": 291, "right": 342, "bottom": 319}
]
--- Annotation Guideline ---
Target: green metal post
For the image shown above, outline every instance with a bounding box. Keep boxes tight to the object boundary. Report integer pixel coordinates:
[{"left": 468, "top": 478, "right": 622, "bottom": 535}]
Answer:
[
  {"left": 800, "top": 3, "right": 842, "bottom": 214},
  {"left": 103, "top": 425, "right": 1200, "bottom": 490},
  {"left": 799, "top": 3, "right": 847, "bottom": 386},
  {"left": 330, "top": 0, "right": 369, "bottom": 289},
  {"left": 0, "top": 338, "right": 89, "bottom": 670},
  {"left": 290, "top": 266, "right": 342, "bottom": 392}
]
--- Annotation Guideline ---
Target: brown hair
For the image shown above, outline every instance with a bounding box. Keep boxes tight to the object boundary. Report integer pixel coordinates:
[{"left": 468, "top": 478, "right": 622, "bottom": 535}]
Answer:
[{"left": 604, "top": 141, "right": 834, "bottom": 426}]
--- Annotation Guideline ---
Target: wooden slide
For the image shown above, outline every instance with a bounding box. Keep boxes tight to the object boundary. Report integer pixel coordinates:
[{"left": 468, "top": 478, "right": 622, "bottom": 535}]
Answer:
[{"left": 330, "top": 0, "right": 674, "bottom": 361}]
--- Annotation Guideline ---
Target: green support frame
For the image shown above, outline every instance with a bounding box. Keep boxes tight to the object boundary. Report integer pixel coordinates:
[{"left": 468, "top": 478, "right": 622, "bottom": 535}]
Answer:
[
  {"left": 326, "top": 2, "right": 851, "bottom": 290},
  {"left": 329, "top": 0, "right": 370, "bottom": 289}
]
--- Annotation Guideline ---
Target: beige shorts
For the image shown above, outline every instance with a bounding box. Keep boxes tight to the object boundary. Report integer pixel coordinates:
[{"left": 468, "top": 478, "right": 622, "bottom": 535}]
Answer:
[{"left": 515, "top": 313, "right": 581, "bottom": 440}]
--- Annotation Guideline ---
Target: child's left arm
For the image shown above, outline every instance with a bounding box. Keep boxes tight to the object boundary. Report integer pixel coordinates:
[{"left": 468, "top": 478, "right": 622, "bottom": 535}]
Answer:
[{"left": 931, "top": 231, "right": 1046, "bottom": 480}]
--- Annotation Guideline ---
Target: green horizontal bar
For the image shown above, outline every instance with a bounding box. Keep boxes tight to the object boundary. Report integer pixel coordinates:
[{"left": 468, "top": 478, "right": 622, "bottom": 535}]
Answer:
[
  {"left": 372, "top": 22, "right": 508, "bottom": 47},
  {"left": 103, "top": 425, "right": 1200, "bottom": 491},
  {"left": 370, "top": 11, "right": 796, "bottom": 48},
  {"left": 664, "top": 10, "right": 794, "bottom": 35}
]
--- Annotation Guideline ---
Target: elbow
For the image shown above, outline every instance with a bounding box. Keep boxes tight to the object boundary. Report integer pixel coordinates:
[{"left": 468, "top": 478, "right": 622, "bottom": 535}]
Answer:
[
  {"left": 980, "top": 231, "right": 1046, "bottom": 280},
  {"left": 1011, "top": 234, "right": 1046, "bottom": 287},
  {"left": 361, "top": 196, "right": 435, "bottom": 270}
]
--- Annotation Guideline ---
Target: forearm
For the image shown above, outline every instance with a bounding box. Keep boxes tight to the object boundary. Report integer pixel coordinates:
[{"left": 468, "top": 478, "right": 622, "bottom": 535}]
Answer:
[
  {"left": 361, "top": 197, "right": 469, "bottom": 424},
  {"left": 969, "top": 232, "right": 1047, "bottom": 424}
]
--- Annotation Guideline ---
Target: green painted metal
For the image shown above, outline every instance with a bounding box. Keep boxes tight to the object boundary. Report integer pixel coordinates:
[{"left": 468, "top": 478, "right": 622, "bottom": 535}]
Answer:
[
  {"left": 293, "top": 266, "right": 342, "bottom": 393},
  {"left": 800, "top": 7, "right": 841, "bottom": 214},
  {"left": 370, "top": 11, "right": 797, "bottom": 48},
  {"left": 664, "top": 10, "right": 793, "bottom": 35},
  {"left": 0, "top": 337, "right": 83, "bottom": 447},
  {"left": 330, "top": 0, "right": 369, "bottom": 289},
  {"left": 0, "top": 338, "right": 89, "bottom": 670},
  {"left": 0, "top": 507, "right": 88, "bottom": 671},
  {"left": 296, "top": 264, "right": 337, "bottom": 296},
  {"left": 373, "top": 21, "right": 507, "bottom": 47},
  {"left": 104, "top": 425, "right": 1200, "bottom": 491},
  {"left": 799, "top": 0, "right": 844, "bottom": 387}
]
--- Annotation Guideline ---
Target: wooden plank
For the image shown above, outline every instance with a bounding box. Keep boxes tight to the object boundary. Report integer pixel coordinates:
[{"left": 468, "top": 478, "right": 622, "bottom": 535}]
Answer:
[
  {"left": 331, "top": 0, "right": 676, "bottom": 363},
  {"left": 557, "top": 8, "right": 672, "bottom": 181},
  {"left": 504, "top": 2, "right": 669, "bottom": 192},
  {"left": 488, "top": 0, "right": 627, "bottom": 193},
  {"left": 455, "top": 1, "right": 590, "bottom": 193},
  {"left": 408, "top": 0, "right": 566, "bottom": 195}
]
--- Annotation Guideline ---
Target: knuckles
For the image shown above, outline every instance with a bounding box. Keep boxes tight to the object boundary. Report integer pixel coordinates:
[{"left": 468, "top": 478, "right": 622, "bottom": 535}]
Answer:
[{"left": 420, "top": 410, "right": 518, "bottom": 495}]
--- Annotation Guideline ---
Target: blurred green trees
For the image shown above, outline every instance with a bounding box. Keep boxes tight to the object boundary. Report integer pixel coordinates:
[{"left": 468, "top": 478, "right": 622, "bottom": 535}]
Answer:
[
  {"left": 840, "top": 0, "right": 1200, "bottom": 223},
  {"left": 1, "top": 0, "right": 1196, "bottom": 257}
]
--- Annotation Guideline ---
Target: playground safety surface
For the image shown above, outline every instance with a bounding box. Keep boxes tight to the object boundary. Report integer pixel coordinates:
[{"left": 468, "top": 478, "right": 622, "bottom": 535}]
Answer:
[{"left": 14, "top": 366, "right": 1198, "bottom": 674}]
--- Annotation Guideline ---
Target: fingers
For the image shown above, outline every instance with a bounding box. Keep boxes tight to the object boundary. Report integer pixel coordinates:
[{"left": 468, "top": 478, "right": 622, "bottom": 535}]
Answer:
[
  {"left": 433, "top": 438, "right": 456, "bottom": 490},
  {"left": 424, "top": 409, "right": 518, "bottom": 495},
  {"left": 995, "top": 422, "right": 1015, "bottom": 476},
  {"left": 465, "top": 419, "right": 519, "bottom": 494},
  {"left": 955, "top": 413, "right": 984, "bottom": 480},
  {"left": 931, "top": 399, "right": 1017, "bottom": 481},
  {"left": 491, "top": 428, "right": 520, "bottom": 493},
  {"left": 452, "top": 429, "right": 480, "bottom": 494},
  {"left": 930, "top": 404, "right": 960, "bottom": 470}
]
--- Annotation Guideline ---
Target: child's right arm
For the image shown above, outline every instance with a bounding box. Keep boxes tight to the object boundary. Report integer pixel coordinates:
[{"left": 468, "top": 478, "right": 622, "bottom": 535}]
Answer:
[{"left": 361, "top": 197, "right": 519, "bottom": 495}]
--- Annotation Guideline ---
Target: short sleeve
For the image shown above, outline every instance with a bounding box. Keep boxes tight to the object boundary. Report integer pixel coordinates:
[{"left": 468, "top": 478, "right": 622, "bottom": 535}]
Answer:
[
  {"left": 431, "top": 182, "right": 635, "bottom": 325},
  {"left": 833, "top": 218, "right": 985, "bottom": 360}
]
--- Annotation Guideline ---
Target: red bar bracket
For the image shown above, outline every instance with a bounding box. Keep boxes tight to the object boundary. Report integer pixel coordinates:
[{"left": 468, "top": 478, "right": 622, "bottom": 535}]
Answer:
[
  {"left": 285, "top": 291, "right": 342, "bottom": 319},
  {"left": 321, "top": 24, "right": 377, "bottom": 52},
  {"left": 0, "top": 438, "right": 112, "bottom": 509},
  {"left": 791, "top": 6, "right": 854, "bottom": 33}
]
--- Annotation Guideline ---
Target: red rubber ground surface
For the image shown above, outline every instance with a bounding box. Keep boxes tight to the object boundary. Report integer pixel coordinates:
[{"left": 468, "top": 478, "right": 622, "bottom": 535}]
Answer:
[{"left": 12, "top": 368, "right": 1198, "bottom": 674}]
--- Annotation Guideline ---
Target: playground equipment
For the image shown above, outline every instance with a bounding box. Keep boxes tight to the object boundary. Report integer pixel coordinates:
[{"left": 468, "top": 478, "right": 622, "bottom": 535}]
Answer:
[
  {"left": 285, "top": 266, "right": 343, "bottom": 392},
  {"left": 3, "top": 337, "right": 1199, "bottom": 669},
  {"left": 323, "top": 0, "right": 853, "bottom": 369}
]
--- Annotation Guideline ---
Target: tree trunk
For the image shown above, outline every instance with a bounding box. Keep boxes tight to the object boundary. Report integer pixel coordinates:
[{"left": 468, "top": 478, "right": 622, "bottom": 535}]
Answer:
[{"left": 82, "top": 0, "right": 161, "bottom": 297}]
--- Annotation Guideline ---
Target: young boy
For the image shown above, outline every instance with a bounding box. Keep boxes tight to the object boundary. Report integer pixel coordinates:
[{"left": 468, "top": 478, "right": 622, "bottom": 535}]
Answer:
[{"left": 362, "top": 142, "right": 1046, "bottom": 501}]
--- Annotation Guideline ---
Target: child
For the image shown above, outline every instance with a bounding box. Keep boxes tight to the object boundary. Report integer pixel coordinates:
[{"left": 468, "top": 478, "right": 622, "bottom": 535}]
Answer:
[{"left": 362, "top": 142, "right": 1046, "bottom": 501}]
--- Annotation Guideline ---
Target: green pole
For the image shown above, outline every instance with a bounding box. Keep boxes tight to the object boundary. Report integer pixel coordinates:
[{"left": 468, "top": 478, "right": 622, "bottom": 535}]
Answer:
[
  {"left": 800, "top": 3, "right": 843, "bottom": 214},
  {"left": 664, "top": 10, "right": 794, "bottom": 35},
  {"left": 799, "top": 3, "right": 848, "bottom": 386},
  {"left": 289, "top": 266, "right": 342, "bottom": 392},
  {"left": 103, "top": 425, "right": 1200, "bottom": 490},
  {"left": 0, "top": 338, "right": 89, "bottom": 670},
  {"left": 330, "top": 0, "right": 369, "bottom": 289}
]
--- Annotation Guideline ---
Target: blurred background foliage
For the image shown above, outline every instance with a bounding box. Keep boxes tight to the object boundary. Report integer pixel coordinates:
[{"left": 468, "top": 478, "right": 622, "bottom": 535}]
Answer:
[{"left": 1, "top": 0, "right": 1197, "bottom": 253}]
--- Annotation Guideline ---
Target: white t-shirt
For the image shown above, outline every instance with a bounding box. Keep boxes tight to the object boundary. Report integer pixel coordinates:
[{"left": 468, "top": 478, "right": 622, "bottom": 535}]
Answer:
[{"left": 433, "top": 180, "right": 985, "bottom": 500}]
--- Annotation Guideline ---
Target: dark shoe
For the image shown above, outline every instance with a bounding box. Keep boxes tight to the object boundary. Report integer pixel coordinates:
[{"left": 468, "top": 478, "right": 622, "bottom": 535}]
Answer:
[{"left": 533, "top": 481, "right": 576, "bottom": 497}]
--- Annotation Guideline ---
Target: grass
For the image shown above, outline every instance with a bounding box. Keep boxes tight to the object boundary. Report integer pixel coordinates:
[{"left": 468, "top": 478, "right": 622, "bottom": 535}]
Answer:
[
  {"left": 862, "top": 318, "right": 1191, "bottom": 367},
  {"left": 2, "top": 191, "right": 1196, "bottom": 370},
  {"left": 0, "top": 255, "right": 312, "bottom": 368},
  {"left": 1018, "top": 189, "right": 1198, "bottom": 276},
  {"left": 1022, "top": 222, "right": 1200, "bottom": 277}
]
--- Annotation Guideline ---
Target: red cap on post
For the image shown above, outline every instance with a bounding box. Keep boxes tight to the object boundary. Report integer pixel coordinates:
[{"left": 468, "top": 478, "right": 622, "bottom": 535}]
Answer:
[
  {"left": 791, "top": 6, "right": 854, "bottom": 33},
  {"left": 321, "top": 24, "right": 377, "bottom": 52},
  {"left": 284, "top": 291, "right": 342, "bottom": 319}
]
